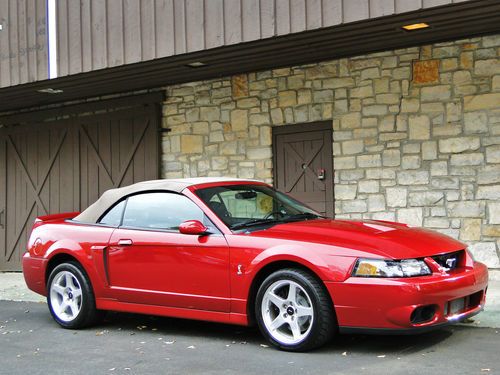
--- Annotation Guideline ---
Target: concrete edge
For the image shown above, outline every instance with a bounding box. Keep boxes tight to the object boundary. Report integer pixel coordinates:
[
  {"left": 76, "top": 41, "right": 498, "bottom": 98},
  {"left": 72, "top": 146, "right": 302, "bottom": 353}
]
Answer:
[{"left": 487, "top": 269, "right": 500, "bottom": 281}]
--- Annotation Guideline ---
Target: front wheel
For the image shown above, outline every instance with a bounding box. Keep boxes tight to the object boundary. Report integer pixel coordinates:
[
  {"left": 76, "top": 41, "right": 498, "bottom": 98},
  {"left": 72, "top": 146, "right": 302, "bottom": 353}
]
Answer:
[
  {"left": 47, "top": 262, "right": 100, "bottom": 329},
  {"left": 255, "top": 268, "right": 336, "bottom": 351}
]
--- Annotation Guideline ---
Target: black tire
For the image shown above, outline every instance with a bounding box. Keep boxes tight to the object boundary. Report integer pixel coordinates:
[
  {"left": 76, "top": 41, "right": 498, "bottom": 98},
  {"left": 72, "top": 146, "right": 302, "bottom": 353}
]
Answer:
[
  {"left": 46, "top": 262, "right": 101, "bottom": 329},
  {"left": 255, "top": 268, "right": 336, "bottom": 351}
]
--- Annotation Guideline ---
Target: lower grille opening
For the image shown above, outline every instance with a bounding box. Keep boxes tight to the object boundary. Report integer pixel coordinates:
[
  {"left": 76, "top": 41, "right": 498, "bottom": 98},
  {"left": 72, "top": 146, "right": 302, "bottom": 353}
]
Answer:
[
  {"left": 411, "top": 305, "right": 437, "bottom": 324},
  {"left": 468, "top": 291, "right": 483, "bottom": 309},
  {"left": 445, "top": 290, "right": 484, "bottom": 317}
]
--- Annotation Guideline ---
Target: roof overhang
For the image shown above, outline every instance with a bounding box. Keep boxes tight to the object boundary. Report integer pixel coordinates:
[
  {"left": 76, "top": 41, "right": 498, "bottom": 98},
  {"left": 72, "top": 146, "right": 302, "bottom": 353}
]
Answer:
[{"left": 1, "top": 0, "right": 499, "bottom": 114}]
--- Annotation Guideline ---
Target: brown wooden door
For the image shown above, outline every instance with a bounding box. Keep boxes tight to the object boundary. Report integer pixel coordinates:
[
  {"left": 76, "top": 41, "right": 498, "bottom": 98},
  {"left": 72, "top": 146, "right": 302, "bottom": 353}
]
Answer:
[
  {"left": 78, "top": 107, "right": 159, "bottom": 209},
  {"left": 0, "top": 131, "right": 6, "bottom": 270},
  {"left": 0, "top": 101, "right": 159, "bottom": 271},
  {"left": 0, "top": 120, "right": 78, "bottom": 271},
  {"left": 273, "top": 122, "right": 334, "bottom": 218}
]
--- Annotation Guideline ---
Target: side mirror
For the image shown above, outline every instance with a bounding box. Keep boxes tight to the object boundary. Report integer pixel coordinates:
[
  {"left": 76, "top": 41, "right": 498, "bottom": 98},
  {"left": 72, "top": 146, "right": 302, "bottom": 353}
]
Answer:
[{"left": 179, "top": 220, "right": 209, "bottom": 235}]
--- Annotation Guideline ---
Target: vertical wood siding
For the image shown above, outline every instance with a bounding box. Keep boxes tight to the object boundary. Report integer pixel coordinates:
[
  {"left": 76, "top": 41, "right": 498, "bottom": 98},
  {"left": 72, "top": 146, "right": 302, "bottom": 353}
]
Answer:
[
  {"left": 0, "top": 0, "right": 473, "bottom": 86},
  {"left": 0, "top": 0, "right": 48, "bottom": 88},
  {"left": 54, "top": 0, "right": 470, "bottom": 78}
]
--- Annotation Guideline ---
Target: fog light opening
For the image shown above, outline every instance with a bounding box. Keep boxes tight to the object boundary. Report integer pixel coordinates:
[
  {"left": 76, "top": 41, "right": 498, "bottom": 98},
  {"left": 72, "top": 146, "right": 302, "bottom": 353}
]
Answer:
[{"left": 411, "top": 305, "right": 437, "bottom": 325}]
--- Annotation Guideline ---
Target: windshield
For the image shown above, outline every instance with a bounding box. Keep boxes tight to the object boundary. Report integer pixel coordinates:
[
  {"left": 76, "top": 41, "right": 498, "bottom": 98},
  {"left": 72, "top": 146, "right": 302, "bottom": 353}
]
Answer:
[{"left": 195, "top": 184, "right": 323, "bottom": 231}]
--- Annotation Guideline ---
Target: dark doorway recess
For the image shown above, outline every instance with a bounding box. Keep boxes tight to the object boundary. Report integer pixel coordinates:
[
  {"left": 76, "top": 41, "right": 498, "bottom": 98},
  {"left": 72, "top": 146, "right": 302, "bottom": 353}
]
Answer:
[
  {"left": 0, "top": 94, "right": 161, "bottom": 271},
  {"left": 273, "top": 122, "right": 334, "bottom": 218}
]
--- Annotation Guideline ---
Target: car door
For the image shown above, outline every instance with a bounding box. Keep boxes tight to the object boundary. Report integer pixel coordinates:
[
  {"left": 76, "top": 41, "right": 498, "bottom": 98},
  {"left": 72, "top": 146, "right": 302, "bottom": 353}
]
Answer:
[{"left": 105, "top": 192, "right": 230, "bottom": 312}]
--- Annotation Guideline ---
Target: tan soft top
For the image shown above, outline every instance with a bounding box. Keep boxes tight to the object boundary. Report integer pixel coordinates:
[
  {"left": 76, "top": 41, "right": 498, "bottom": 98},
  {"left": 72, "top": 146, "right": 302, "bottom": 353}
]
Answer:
[{"left": 74, "top": 177, "right": 260, "bottom": 223}]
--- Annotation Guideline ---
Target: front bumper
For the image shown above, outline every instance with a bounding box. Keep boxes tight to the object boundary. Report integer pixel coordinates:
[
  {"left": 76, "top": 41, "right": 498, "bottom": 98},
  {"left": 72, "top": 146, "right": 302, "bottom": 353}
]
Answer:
[{"left": 326, "top": 261, "right": 488, "bottom": 333}]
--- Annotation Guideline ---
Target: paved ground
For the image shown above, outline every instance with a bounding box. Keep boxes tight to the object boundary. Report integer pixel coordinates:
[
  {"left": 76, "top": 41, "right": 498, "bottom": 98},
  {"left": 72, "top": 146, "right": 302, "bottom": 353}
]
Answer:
[
  {"left": 1, "top": 271, "right": 499, "bottom": 374},
  {"left": 0, "top": 273, "right": 45, "bottom": 303},
  {"left": 0, "top": 300, "right": 499, "bottom": 375}
]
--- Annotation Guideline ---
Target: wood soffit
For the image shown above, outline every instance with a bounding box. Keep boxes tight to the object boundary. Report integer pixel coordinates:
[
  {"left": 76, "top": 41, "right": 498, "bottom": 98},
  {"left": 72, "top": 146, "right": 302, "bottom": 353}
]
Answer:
[{"left": 1, "top": 0, "right": 499, "bottom": 114}]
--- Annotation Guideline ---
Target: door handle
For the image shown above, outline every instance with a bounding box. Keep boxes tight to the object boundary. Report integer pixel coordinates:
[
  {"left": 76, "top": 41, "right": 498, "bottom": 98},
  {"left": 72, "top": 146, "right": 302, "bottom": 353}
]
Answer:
[
  {"left": 0, "top": 209, "right": 4, "bottom": 229},
  {"left": 317, "top": 168, "right": 325, "bottom": 180},
  {"left": 117, "top": 239, "right": 133, "bottom": 246}
]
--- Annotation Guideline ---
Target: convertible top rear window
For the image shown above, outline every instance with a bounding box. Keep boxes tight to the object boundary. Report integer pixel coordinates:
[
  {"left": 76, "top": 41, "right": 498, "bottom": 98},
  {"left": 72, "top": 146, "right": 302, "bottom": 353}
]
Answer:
[{"left": 99, "top": 200, "right": 126, "bottom": 226}]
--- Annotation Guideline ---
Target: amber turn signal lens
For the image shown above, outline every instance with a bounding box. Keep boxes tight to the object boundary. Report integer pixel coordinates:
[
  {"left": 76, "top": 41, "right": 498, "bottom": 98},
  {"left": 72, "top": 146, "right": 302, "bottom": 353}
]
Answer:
[{"left": 356, "top": 262, "right": 379, "bottom": 276}]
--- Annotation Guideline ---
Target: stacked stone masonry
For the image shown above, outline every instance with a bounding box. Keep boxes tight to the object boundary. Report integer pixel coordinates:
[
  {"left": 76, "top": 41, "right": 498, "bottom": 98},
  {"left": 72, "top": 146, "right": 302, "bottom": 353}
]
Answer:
[{"left": 162, "top": 34, "right": 500, "bottom": 268}]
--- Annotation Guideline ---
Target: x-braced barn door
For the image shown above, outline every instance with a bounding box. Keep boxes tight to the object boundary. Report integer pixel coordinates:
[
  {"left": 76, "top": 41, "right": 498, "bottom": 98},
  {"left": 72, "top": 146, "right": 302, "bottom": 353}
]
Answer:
[
  {"left": 0, "top": 120, "right": 77, "bottom": 271},
  {"left": 78, "top": 107, "right": 159, "bottom": 208},
  {"left": 273, "top": 122, "right": 334, "bottom": 218},
  {"left": 0, "top": 96, "right": 161, "bottom": 271},
  {"left": 0, "top": 130, "right": 6, "bottom": 270}
]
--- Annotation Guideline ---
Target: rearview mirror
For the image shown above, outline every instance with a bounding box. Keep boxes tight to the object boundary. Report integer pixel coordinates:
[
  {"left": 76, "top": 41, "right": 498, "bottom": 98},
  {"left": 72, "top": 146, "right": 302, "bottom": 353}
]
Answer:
[
  {"left": 179, "top": 220, "right": 208, "bottom": 235},
  {"left": 235, "top": 191, "right": 257, "bottom": 199}
]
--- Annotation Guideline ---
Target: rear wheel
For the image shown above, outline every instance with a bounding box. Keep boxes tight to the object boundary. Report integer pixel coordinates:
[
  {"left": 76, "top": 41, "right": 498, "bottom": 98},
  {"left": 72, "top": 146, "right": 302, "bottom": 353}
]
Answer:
[
  {"left": 47, "top": 262, "right": 100, "bottom": 329},
  {"left": 255, "top": 268, "right": 336, "bottom": 351}
]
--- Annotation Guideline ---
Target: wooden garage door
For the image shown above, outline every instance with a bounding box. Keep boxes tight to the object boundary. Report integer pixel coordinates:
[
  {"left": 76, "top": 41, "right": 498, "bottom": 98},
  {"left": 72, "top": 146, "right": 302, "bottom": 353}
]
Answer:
[
  {"left": 78, "top": 107, "right": 159, "bottom": 208},
  {"left": 0, "top": 99, "right": 160, "bottom": 271},
  {"left": 273, "top": 122, "right": 334, "bottom": 217}
]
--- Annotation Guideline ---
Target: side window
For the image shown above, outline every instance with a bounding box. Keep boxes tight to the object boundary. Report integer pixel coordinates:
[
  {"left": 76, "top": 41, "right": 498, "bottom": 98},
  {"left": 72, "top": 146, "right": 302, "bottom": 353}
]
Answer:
[
  {"left": 122, "top": 192, "right": 205, "bottom": 230},
  {"left": 99, "top": 200, "right": 126, "bottom": 226}
]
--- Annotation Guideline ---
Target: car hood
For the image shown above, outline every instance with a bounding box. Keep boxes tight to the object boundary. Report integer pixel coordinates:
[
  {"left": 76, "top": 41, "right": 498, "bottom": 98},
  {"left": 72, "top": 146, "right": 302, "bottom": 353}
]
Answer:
[{"left": 247, "top": 219, "right": 465, "bottom": 259}]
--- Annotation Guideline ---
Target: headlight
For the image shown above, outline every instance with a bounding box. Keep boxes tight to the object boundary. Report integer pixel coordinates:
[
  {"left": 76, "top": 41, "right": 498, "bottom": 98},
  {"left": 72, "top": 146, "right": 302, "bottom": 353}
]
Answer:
[{"left": 353, "top": 258, "right": 431, "bottom": 278}]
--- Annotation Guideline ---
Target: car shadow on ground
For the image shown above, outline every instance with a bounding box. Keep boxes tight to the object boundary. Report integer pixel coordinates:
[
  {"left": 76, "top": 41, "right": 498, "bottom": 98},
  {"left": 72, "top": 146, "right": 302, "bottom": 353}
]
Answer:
[
  {"left": 324, "top": 329, "right": 454, "bottom": 355},
  {"left": 97, "top": 311, "right": 459, "bottom": 354}
]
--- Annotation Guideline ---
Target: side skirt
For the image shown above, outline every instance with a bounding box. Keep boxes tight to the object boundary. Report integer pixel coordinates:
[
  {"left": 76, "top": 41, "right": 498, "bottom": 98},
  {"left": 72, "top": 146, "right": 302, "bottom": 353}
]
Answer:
[{"left": 96, "top": 298, "right": 248, "bottom": 326}]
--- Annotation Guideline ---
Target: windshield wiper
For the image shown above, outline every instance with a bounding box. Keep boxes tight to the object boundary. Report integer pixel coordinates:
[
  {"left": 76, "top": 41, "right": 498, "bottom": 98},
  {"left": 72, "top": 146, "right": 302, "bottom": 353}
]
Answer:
[
  {"left": 230, "top": 213, "right": 323, "bottom": 230},
  {"left": 230, "top": 218, "right": 283, "bottom": 230},
  {"left": 282, "top": 212, "right": 324, "bottom": 221}
]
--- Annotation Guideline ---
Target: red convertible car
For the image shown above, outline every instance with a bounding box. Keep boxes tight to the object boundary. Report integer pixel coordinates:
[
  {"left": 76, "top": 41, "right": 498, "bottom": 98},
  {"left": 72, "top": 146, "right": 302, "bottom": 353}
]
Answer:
[{"left": 23, "top": 178, "right": 488, "bottom": 351}]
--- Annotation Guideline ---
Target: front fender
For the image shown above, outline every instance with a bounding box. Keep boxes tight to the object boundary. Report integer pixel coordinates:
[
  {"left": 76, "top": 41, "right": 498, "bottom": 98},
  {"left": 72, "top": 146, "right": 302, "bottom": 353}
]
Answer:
[
  {"left": 227, "top": 234, "right": 359, "bottom": 317},
  {"left": 247, "top": 244, "right": 337, "bottom": 282}
]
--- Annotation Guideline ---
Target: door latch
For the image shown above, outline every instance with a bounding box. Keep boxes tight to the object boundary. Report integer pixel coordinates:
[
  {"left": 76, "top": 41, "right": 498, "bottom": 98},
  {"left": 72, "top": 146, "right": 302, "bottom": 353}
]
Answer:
[{"left": 317, "top": 168, "right": 326, "bottom": 180}]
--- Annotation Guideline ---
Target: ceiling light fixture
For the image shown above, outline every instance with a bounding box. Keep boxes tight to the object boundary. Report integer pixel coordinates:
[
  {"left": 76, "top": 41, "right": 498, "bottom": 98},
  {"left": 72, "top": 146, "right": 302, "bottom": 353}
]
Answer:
[
  {"left": 186, "top": 61, "right": 207, "bottom": 68},
  {"left": 402, "top": 22, "right": 430, "bottom": 31},
  {"left": 37, "top": 88, "right": 64, "bottom": 94}
]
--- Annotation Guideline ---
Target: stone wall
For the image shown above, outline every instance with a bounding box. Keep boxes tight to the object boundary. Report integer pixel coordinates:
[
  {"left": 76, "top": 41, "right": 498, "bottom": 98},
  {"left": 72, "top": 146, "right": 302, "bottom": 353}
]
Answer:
[{"left": 162, "top": 34, "right": 500, "bottom": 268}]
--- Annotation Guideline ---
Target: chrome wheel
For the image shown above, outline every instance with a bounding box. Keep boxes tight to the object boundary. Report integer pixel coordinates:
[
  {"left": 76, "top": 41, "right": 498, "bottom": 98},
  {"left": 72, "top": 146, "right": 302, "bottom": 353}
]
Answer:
[
  {"left": 261, "top": 280, "right": 314, "bottom": 345},
  {"left": 49, "top": 270, "right": 83, "bottom": 323}
]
